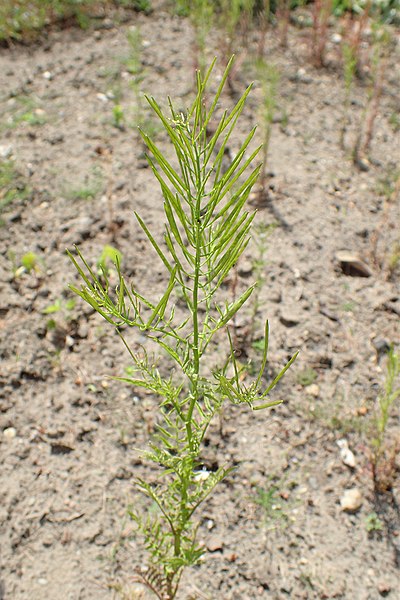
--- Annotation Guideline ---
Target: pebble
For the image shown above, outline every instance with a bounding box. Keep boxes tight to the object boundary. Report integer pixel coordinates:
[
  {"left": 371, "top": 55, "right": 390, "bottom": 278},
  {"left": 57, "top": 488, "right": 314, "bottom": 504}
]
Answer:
[
  {"left": 340, "top": 488, "right": 362, "bottom": 512},
  {"left": 3, "top": 427, "right": 17, "bottom": 440},
  {"left": 43, "top": 71, "right": 53, "bottom": 80},
  {"left": 335, "top": 251, "right": 372, "bottom": 277},
  {"left": 65, "top": 335, "right": 75, "bottom": 348},
  {"left": 38, "top": 578, "right": 48, "bottom": 585},
  {"left": 279, "top": 307, "right": 301, "bottom": 327},
  {"left": 377, "top": 581, "right": 391, "bottom": 595},
  {"left": 305, "top": 383, "right": 319, "bottom": 397},
  {"left": 337, "top": 439, "right": 356, "bottom": 468},
  {"left": 238, "top": 260, "right": 253, "bottom": 276},
  {"left": 77, "top": 322, "right": 89, "bottom": 339},
  {"left": 206, "top": 536, "right": 224, "bottom": 552},
  {"left": 296, "top": 68, "right": 314, "bottom": 84},
  {"left": 0, "top": 144, "right": 13, "bottom": 159},
  {"left": 96, "top": 93, "right": 109, "bottom": 103}
]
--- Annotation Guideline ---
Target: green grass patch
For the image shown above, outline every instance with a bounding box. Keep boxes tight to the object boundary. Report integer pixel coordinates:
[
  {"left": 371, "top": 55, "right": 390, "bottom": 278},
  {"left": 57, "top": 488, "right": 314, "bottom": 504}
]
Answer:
[
  {"left": 0, "top": 160, "right": 30, "bottom": 220},
  {"left": 0, "top": 1, "right": 151, "bottom": 43}
]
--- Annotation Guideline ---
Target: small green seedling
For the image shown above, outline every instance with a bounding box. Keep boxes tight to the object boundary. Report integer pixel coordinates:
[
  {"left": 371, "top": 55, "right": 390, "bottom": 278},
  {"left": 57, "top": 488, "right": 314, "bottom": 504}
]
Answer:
[
  {"left": 297, "top": 367, "right": 317, "bottom": 387},
  {"left": 65, "top": 167, "right": 103, "bottom": 201},
  {"left": 97, "top": 244, "right": 122, "bottom": 275},
  {"left": 42, "top": 298, "right": 76, "bottom": 314},
  {"left": 255, "top": 58, "right": 279, "bottom": 197},
  {"left": 371, "top": 345, "right": 400, "bottom": 492},
  {"left": 340, "top": 41, "right": 357, "bottom": 149},
  {"left": 131, "top": 0, "right": 152, "bottom": 13},
  {"left": 249, "top": 221, "right": 277, "bottom": 341},
  {"left": 124, "top": 26, "right": 148, "bottom": 130},
  {"left": 365, "top": 511, "right": 383, "bottom": 533},
  {"left": 253, "top": 480, "right": 290, "bottom": 530},
  {"left": 13, "top": 251, "right": 41, "bottom": 278},
  {"left": 68, "top": 57, "right": 297, "bottom": 599},
  {"left": 42, "top": 297, "right": 76, "bottom": 331},
  {"left": 112, "top": 104, "right": 125, "bottom": 129},
  {"left": 126, "top": 26, "right": 144, "bottom": 77},
  {"left": 21, "top": 251, "right": 38, "bottom": 272},
  {"left": 0, "top": 159, "right": 30, "bottom": 218}
]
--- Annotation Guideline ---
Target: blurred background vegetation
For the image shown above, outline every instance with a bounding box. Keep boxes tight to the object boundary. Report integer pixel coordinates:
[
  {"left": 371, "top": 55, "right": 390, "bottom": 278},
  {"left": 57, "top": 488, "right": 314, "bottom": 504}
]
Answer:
[{"left": 0, "top": 0, "right": 398, "bottom": 44}]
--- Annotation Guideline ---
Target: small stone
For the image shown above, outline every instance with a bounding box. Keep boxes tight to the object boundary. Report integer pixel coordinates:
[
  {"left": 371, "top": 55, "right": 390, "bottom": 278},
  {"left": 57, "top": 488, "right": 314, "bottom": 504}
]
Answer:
[
  {"left": 340, "top": 488, "right": 362, "bottom": 512},
  {"left": 96, "top": 93, "right": 109, "bottom": 103},
  {"left": 65, "top": 335, "right": 75, "bottom": 348},
  {"left": 237, "top": 260, "right": 253, "bottom": 277},
  {"left": 331, "top": 33, "right": 342, "bottom": 44},
  {"left": 3, "top": 427, "right": 17, "bottom": 439},
  {"left": 279, "top": 307, "right": 301, "bottom": 327},
  {"left": 337, "top": 439, "right": 356, "bottom": 468},
  {"left": 42, "top": 535, "right": 53, "bottom": 547},
  {"left": 372, "top": 338, "right": 390, "bottom": 356},
  {"left": 296, "top": 68, "right": 313, "bottom": 84},
  {"left": 207, "top": 536, "right": 224, "bottom": 552},
  {"left": 46, "top": 133, "right": 64, "bottom": 145},
  {"left": 305, "top": 384, "right": 319, "bottom": 397},
  {"left": 0, "top": 144, "right": 13, "bottom": 159},
  {"left": 38, "top": 578, "right": 48, "bottom": 585},
  {"left": 336, "top": 251, "right": 372, "bottom": 277},
  {"left": 377, "top": 581, "right": 391, "bottom": 596},
  {"left": 77, "top": 322, "right": 89, "bottom": 339}
]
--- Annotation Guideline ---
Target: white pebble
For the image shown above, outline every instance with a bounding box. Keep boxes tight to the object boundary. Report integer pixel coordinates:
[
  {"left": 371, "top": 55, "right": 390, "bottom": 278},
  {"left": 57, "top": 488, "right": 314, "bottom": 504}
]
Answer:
[{"left": 3, "top": 427, "right": 16, "bottom": 439}]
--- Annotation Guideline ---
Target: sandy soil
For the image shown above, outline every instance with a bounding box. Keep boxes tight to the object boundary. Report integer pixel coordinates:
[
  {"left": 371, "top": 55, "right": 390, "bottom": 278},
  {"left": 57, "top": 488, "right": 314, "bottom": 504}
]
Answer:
[{"left": 0, "top": 3, "right": 399, "bottom": 599}]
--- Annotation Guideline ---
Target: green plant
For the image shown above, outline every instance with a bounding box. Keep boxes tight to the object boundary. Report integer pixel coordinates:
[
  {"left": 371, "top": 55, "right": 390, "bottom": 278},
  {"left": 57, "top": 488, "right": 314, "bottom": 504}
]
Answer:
[
  {"left": 388, "top": 111, "right": 400, "bottom": 132},
  {"left": 387, "top": 241, "right": 400, "bottom": 279},
  {"left": 276, "top": 0, "right": 290, "bottom": 48},
  {"left": 129, "top": 0, "right": 152, "bottom": 13},
  {"left": 0, "top": 0, "right": 141, "bottom": 42},
  {"left": 0, "top": 94, "right": 46, "bottom": 133},
  {"left": 370, "top": 169, "right": 399, "bottom": 276},
  {"left": 97, "top": 244, "right": 123, "bottom": 275},
  {"left": 255, "top": 0, "right": 271, "bottom": 58},
  {"left": 340, "top": 41, "right": 357, "bottom": 149},
  {"left": 68, "top": 57, "right": 297, "bottom": 599},
  {"left": 21, "top": 251, "right": 38, "bottom": 272},
  {"left": 371, "top": 345, "right": 400, "bottom": 492},
  {"left": 188, "top": 0, "right": 216, "bottom": 74},
  {"left": 42, "top": 296, "right": 76, "bottom": 331},
  {"left": 252, "top": 478, "right": 290, "bottom": 529},
  {"left": 249, "top": 221, "right": 277, "bottom": 341},
  {"left": 42, "top": 297, "right": 77, "bottom": 314},
  {"left": 11, "top": 250, "right": 42, "bottom": 278},
  {"left": 311, "top": 0, "right": 333, "bottom": 68},
  {"left": 112, "top": 104, "right": 125, "bottom": 129},
  {"left": 217, "top": 1, "right": 258, "bottom": 90},
  {"left": 255, "top": 59, "right": 279, "bottom": 197},
  {"left": 65, "top": 167, "right": 103, "bottom": 200},
  {"left": 365, "top": 511, "right": 383, "bottom": 532},
  {"left": 353, "top": 22, "right": 391, "bottom": 167},
  {"left": 359, "top": 23, "right": 391, "bottom": 157},
  {"left": 297, "top": 366, "right": 317, "bottom": 387},
  {"left": 124, "top": 26, "right": 148, "bottom": 130},
  {"left": 0, "top": 160, "right": 30, "bottom": 219},
  {"left": 334, "top": 0, "right": 400, "bottom": 24}
]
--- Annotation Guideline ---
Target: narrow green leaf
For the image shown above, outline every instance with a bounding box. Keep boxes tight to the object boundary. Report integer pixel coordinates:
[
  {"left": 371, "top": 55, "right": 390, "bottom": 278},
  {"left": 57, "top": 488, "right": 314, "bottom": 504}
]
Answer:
[{"left": 135, "top": 212, "right": 173, "bottom": 274}]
